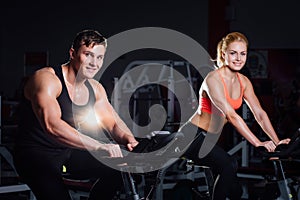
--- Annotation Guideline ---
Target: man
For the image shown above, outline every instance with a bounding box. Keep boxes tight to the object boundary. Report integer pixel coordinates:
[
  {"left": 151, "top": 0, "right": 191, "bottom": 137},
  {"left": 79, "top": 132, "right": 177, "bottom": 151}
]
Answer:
[{"left": 13, "top": 29, "right": 139, "bottom": 200}]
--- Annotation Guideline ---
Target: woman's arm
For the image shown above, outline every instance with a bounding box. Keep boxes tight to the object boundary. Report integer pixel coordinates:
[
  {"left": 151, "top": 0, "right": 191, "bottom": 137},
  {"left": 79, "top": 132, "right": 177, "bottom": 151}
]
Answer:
[
  {"left": 242, "top": 75, "right": 290, "bottom": 145},
  {"left": 205, "top": 72, "right": 277, "bottom": 151}
]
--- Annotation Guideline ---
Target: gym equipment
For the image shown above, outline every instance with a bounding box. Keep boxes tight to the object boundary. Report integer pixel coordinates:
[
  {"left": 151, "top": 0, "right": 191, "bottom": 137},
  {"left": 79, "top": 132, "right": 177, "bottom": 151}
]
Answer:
[
  {"left": 95, "top": 130, "right": 213, "bottom": 200},
  {"left": 113, "top": 60, "right": 200, "bottom": 135},
  {"left": 0, "top": 96, "right": 35, "bottom": 199},
  {"left": 257, "top": 128, "right": 300, "bottom": 200}
]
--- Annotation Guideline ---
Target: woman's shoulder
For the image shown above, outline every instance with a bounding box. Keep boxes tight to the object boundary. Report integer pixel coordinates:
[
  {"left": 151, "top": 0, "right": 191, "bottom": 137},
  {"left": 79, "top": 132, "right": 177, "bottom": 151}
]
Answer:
[
  {"left": 237, "top": 72, "right": 251, "bottom": 85},
  {"left": 201, "top": 70, "right": 222, "bottom": 92},
  {"left": 204, "top": 70, "right": 220, "bottom": 82}
]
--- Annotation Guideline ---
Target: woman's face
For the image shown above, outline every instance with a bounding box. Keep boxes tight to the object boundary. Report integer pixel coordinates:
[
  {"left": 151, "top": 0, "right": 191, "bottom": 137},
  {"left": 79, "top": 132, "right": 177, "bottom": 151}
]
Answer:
[{"left": 222, "top": 41, "right": 247, "bottom": 71}]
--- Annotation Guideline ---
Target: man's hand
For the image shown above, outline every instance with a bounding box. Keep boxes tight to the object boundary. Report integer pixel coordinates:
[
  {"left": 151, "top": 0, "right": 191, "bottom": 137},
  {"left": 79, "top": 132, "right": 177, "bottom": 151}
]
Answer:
[
  {"left": 127, "top": 141, "right": 139, "bottom": 151},
  {"left": 99, "top": 143, "right": 123, "bottom": 157}
]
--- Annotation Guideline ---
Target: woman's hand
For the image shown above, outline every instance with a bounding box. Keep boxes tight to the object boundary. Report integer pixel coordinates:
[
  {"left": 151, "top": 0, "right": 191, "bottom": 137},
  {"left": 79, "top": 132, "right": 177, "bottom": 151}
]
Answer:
[
  {"left": 277, "top": 138, "right": 291, "bottom": 145},
  {"left": 259, "top": 141, "right": 277, "bottom": 152}
]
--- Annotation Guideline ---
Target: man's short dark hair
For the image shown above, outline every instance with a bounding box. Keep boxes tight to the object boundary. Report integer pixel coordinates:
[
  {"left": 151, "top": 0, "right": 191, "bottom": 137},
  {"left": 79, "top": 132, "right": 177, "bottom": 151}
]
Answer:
[{"left": 72, "top": 29, "right": 107, "bottom": 52}]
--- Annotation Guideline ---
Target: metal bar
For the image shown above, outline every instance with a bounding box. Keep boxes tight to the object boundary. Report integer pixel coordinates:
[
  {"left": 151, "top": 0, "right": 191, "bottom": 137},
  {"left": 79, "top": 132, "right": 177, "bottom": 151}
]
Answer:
[{"left": 0, "top": 184, "right": 31, "bottom": 193}]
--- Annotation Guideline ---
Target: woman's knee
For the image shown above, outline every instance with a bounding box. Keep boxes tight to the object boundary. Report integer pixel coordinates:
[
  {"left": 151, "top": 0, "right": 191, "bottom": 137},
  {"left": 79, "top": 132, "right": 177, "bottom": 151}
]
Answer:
[{"left": 218, "top": 157, "right": 239, "bottom": 179}]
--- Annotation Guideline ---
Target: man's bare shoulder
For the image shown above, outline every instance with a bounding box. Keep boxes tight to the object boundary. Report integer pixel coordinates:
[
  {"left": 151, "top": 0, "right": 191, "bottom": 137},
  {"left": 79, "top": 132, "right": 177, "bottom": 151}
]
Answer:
[
  {"left": 33, "top": 67, "right": 55, "bottom": 76},
  {"left": 27, "top": 67, "right": 56, "bottom": 82},
  {"left": 25, "top": 67, "right": 61, "bottom": 98},
  {"left": 87, "top": 79, "right": 108, "bottom": 99}
]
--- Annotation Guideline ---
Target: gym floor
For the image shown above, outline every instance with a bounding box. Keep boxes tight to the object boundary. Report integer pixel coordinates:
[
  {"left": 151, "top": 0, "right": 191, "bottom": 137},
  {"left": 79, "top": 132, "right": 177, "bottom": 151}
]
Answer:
[
  {"left": 1, "top": 159, "right": 300, "bottom": 200},
  {"left": 1, "top": 174, "right": 300, "bottom": 199}
]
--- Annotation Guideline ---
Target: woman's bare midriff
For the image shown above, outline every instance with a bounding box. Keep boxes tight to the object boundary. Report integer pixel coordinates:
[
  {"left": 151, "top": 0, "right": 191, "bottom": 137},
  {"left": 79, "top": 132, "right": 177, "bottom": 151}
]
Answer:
[{"left": 190, "top": 111, "right": 227, "bottom": 133}]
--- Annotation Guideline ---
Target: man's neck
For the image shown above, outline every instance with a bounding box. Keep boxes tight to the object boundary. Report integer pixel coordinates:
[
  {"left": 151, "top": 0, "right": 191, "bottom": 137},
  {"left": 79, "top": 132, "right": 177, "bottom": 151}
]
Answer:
[{"left": 63, "top": 63, "right": 86, "bottom": 86}]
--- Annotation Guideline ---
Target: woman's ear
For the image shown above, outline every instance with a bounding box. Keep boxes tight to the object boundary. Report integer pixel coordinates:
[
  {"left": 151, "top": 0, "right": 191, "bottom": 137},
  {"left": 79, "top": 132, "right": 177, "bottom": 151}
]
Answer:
[{"left": 221, "top": 50, "right": 225, "bottom": 60}]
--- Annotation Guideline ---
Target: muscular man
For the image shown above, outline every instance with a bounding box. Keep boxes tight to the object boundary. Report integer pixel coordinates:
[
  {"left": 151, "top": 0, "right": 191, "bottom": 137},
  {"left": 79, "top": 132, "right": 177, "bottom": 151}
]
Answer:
[{"left": 13, "top": 29, "right": 138, "bottom": 200}]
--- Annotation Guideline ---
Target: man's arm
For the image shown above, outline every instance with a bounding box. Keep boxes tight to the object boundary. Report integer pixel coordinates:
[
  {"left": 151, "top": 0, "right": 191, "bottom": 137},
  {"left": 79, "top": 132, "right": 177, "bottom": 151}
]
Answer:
[
  {"left": 25, "top": 68, "right": 122, "bottom": 156},
  {"left": 92, "top": 81, "right": 138, "bottom": 151}
]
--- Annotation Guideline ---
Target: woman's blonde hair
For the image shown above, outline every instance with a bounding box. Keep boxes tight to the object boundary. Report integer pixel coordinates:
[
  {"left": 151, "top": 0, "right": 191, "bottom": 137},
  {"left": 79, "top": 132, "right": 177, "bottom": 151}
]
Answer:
[{"left": 215, "top": 32, "right": 248, "bottom": 68}]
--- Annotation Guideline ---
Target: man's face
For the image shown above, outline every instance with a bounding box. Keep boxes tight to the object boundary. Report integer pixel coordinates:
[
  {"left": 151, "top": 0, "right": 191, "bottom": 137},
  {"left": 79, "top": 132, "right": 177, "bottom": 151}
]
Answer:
[{"left": 73, "top": 44, "right": 106, "bottom": 79}]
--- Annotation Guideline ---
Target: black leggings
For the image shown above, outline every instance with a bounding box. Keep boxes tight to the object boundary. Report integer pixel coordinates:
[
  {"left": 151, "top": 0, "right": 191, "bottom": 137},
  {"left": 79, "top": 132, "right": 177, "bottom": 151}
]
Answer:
[
  {"left": 13, "top": 148, "right": 122, "bottom": 200},
  {"left": 179, "top": 122, "right": 243, "bottom": 200}
]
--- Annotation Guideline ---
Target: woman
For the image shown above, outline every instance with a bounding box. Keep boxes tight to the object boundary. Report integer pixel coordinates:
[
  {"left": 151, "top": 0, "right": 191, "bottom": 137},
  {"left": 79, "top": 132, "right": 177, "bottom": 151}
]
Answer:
[{"left": 179, "top": 32, "right": 290, "bottom": 200}]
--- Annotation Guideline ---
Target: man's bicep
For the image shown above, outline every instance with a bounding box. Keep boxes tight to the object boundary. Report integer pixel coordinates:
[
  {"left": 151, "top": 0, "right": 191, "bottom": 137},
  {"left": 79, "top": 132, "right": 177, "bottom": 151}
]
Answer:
[
  {"left": 30, "top": 90, "right": 62, "bottom": 129},
  {"left": 28, "top": 74, "right": 62, "bottom": 128}
]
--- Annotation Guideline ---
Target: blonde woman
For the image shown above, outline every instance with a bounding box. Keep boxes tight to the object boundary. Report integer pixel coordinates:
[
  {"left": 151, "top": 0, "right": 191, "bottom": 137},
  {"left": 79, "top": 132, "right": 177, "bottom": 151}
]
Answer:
[{"left": 179, "top": 32, "right": 290, "bottom": 200}]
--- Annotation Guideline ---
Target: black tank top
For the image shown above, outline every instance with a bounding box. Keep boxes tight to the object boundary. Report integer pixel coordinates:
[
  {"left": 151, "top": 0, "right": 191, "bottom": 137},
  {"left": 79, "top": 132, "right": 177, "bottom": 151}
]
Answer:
[{"left": 15, "top": 66, "right": 97, "bottom": 150}]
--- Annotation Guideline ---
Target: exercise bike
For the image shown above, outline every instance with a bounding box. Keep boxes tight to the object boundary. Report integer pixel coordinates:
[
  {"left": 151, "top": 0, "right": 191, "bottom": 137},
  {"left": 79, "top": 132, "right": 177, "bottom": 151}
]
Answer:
[
  {"left": 95, "top": 131, "right": 186, "bottom": 200},
  {"left": 257, "top": 128, "right": 300, "bottom": 200},
  {"left": 106, "top": 130, "right": 213, "bottom": 200}
]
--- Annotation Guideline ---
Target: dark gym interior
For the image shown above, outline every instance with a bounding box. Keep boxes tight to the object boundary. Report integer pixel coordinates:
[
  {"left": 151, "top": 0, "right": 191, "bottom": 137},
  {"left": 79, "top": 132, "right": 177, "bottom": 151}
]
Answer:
[{"left": 0, "top": 0, "right": 300, "bottom": 199}]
